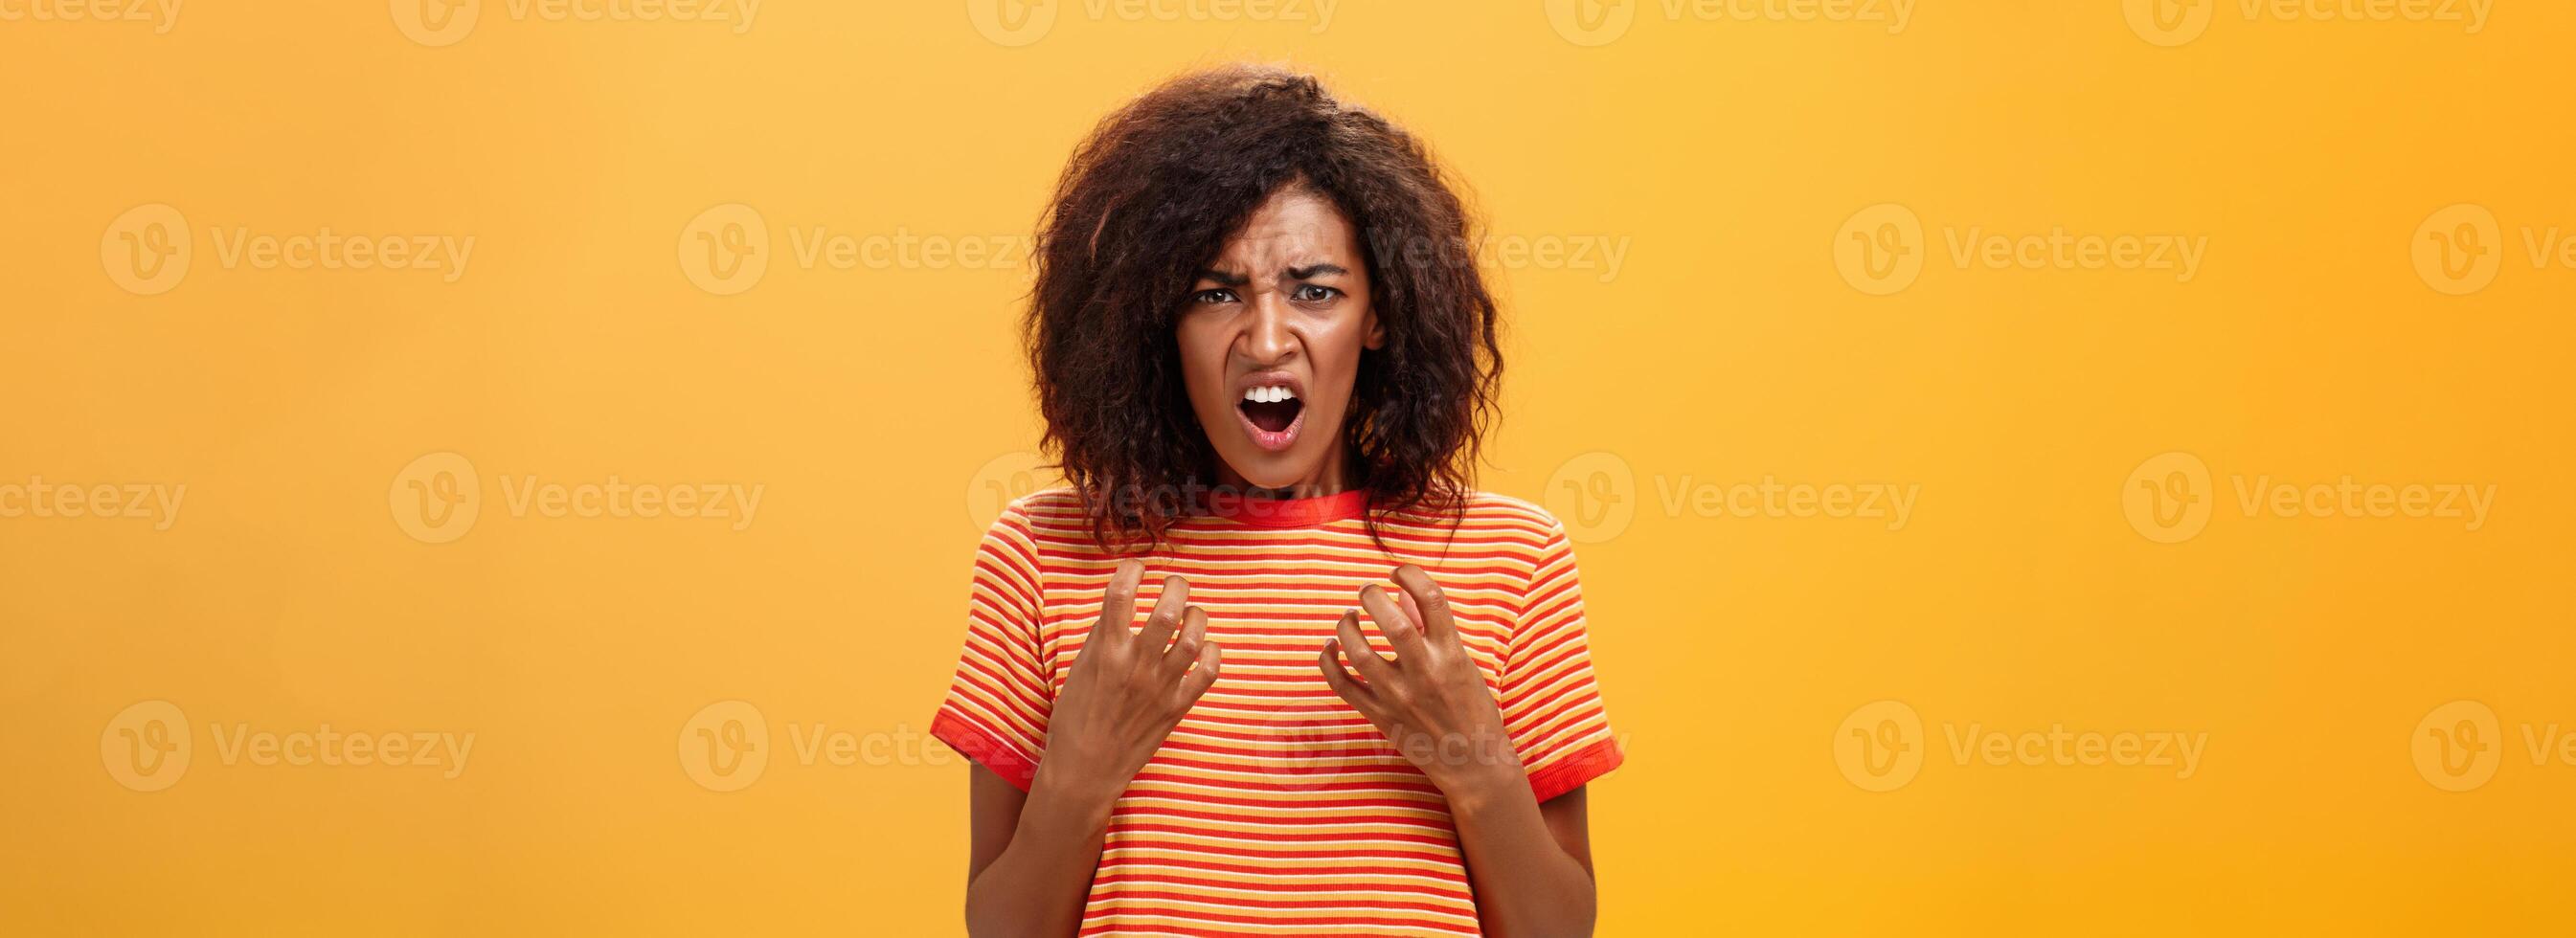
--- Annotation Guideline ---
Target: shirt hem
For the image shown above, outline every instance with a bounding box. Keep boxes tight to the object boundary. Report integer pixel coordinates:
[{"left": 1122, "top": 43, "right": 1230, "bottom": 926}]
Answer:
[
  {"left": 931, "top": 709, "right": 1040, "bottom": 793},
  {"left": 1525, "top": 736, "right": 1623, "bottom": 803}
]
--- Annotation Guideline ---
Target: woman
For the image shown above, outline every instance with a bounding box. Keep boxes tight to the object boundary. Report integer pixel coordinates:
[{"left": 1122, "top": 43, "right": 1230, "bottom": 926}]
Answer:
[{"left": 932, "top": 64, "right": 1622, "bottom": 937}]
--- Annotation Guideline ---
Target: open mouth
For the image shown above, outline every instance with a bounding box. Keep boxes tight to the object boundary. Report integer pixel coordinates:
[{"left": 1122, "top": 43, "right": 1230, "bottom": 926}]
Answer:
[{"left": 1237, "top": 383, "right": 1304, "bottom": 451}]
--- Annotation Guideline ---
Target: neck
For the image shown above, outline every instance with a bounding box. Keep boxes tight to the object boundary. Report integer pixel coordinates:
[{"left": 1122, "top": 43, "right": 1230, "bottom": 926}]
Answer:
[{"left": 1213, "top": 441, "right": 1357, "bottom": 500}]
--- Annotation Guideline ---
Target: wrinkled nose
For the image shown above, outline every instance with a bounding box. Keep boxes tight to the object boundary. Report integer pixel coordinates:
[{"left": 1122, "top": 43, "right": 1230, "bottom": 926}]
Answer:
[{"left": 1241, "top": 295, "right": 1297, "bottom": 366}]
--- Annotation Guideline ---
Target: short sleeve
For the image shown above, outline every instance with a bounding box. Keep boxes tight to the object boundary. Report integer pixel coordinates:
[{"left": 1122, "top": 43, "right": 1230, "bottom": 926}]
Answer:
[
  {"left": 1501, "top": 512, "right": 1623, "bottom": 802},
  {"left": 930, "top": 501, "right": 1052, "bottom": 792}
]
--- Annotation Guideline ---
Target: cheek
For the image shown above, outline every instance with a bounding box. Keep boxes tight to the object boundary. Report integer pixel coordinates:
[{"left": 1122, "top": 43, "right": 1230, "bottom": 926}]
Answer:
[
  {"left": 1309, "top": 317, "right": 1373, "bottom": 378},
  {"left": 1174, "top": 322, "right": 1228, "bottom": 391}
]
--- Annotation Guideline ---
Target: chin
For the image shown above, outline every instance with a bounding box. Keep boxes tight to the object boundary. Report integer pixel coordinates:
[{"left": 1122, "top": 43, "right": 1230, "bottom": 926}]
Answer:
[{"left": 1222, "top": 451, "right": 1322, "bottom": 491}]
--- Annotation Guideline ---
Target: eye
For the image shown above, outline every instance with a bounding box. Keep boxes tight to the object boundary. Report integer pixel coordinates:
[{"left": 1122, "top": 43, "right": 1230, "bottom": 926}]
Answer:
[
  {"left": 1191, "top": 288, "right": 1238, "bottom": 305},
  {"left": 1292, "top": 284, "right": 1341, "bottom": 303}
]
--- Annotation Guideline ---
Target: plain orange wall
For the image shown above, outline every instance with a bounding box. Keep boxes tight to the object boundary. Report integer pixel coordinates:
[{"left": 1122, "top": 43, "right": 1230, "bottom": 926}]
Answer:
[{"left": 6, "top": 1, "right": 2573, "bottom": 935}]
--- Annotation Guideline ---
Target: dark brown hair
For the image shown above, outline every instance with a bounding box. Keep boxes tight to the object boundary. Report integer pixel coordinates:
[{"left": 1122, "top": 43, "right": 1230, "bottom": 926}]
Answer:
[{"left": 1027, "top": 64, "right": 1502, "bottom": 550}]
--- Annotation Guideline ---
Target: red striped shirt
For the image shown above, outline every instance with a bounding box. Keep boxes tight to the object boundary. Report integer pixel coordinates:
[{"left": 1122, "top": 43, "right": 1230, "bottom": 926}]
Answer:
[{"left": 934, "top": 488, "right": 1622, "bottom": 936}]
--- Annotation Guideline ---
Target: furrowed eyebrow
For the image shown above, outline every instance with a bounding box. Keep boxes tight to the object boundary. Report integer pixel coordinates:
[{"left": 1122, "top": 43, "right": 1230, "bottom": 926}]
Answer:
[
  {"left": 1284, "top": 263, "right": 1348, "bottom": 280},
  {"left": 1196, "top": 269, "right": 1249, "bottom": 287}
]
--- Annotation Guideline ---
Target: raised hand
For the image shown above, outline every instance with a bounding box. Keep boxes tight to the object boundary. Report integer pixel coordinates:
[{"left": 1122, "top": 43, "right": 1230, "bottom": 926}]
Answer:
[
  {"left": 1318, "top": 564, "right": 1522, "bottom": 793},
  {"left": 1038, "top": 559, "right": 1223, "bottom": 801}
]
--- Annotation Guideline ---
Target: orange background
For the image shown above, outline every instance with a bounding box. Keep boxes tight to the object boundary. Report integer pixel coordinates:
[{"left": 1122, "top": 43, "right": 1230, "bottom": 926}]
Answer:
[{"left": 5, "top": 1, "right": 2573, "bottom": 934}]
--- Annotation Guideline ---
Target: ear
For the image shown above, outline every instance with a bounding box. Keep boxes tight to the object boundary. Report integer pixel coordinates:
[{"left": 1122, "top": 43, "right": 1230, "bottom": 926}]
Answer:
[{"left": 1363, "top": 309, "right": 1386, "bottom": 350}]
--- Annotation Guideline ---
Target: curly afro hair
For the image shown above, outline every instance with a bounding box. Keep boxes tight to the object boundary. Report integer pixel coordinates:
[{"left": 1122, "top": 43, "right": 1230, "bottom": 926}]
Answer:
[{"left": 1027, "top": 63, "right": 1502, "bottom": 551}]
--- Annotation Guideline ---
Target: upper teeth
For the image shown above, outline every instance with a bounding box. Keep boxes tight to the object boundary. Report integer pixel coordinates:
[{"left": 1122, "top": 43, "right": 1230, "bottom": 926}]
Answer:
[{"left": 1242, "top": 385, "right": 1297, "bottom": 404}]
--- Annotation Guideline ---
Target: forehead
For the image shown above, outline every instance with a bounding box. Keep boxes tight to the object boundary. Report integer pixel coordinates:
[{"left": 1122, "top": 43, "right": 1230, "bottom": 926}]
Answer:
[{"left": 1210, "top": 189, "right": 1358, "bottom": 267}]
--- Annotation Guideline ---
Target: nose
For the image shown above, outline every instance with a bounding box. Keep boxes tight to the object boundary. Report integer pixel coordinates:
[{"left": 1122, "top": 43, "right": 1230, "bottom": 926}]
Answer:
[{"left": 1240, "top": 292, "right": 1298, "bottom": 366}]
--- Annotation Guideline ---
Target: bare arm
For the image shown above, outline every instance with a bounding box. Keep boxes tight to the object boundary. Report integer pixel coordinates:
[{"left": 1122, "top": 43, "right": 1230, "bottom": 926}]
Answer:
[
  {"left": 1449, "top": 779, "right": 1598, "bottom": 936},
  {"left": 961, "top": 561, "right": 1222, "bottom": 938},
  {"left": 962, "top": 762, "right": 1117, "bottom": 938}
]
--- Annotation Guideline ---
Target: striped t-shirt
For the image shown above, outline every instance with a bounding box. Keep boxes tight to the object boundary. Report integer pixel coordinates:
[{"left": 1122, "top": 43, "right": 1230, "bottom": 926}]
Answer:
[{"left": 932, "top": 487, "right": 1622, "bottom": 936}]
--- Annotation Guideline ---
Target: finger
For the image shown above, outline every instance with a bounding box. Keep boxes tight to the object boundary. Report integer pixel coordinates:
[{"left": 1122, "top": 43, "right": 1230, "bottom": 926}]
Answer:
[
  {"left": 1334, "top": 609, "right": 1397, "bottom": 684},
  {"left": 1137, "top": 574, "right": 1189, "bottom": 650},
  {"left": 1176, "top": 638, "right": 1223, "bottom": 704},
  {"left": 1317, "top": 638, "right": 1379, "bottom": 713},
  {"left": 1164, "top": 606, "right": 1209, "bottom": 672},
  {"left": 1390, "top": 565, "right": 1458, "bottom": 645},
  {"left": 1095, "top": 559, "right": 1144, "bottom": 646},
  {"left": 1359, "top": 584, "right": 1427, "bottom": 659}
]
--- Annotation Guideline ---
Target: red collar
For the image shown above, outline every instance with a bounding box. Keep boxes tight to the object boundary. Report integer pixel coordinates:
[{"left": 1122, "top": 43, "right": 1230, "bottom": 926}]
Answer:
[{"left": 1207, "top": 489, "right": 1370, "bottom": 527}]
